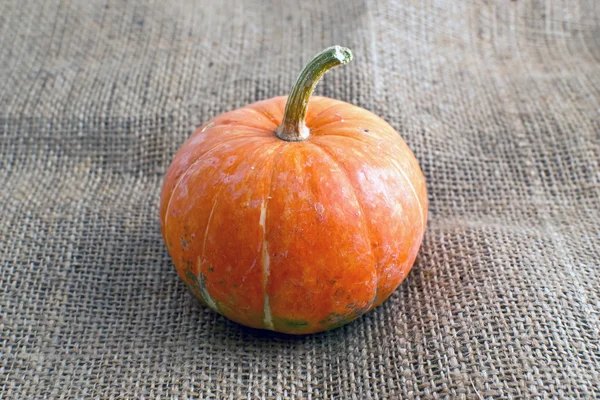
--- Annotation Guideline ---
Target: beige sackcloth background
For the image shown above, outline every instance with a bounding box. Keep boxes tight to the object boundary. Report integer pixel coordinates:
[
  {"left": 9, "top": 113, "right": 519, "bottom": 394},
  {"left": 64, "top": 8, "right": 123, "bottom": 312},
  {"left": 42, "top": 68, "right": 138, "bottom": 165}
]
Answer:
[{"left": 1, "top": 0, "right": 599, "bottom": 398}]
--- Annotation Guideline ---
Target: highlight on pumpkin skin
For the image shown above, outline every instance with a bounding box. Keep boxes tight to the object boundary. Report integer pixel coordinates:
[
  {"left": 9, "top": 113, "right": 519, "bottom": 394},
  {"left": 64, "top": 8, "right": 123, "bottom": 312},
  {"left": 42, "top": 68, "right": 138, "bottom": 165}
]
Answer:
[{"left": 160, "top": 47, "right": 428, "bottom": 334}]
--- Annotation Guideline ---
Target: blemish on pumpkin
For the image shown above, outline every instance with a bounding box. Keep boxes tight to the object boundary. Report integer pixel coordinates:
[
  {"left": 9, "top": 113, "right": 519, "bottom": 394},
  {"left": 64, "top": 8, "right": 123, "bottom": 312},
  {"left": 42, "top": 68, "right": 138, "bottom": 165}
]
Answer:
[
  {"left": 314, "top": 202, "right": 325, "bottom": 217},
  {"left": 259, "top": 200, "right": 274, "bottom": 330},
  {"left": 201, "top": 197, "right": 218, "bottom": 263},
  {"left": 181, "top": 238, "right": 187, "bottom": 248},
  {"left": 373, "top": 287, "right": 380, "bottom": 305},
  {"left": 326, "top": 319, "right": 351, "bottom": 331},
  {"left": 263, "top": 294, "right": 273, "bottom": 330},
  {"left": 197, "top": 271, "right": 219, "bottom": 312},
  {"left": 185, "top": 271, "right": 197, "bottom": 281},
  {"left": 259, "top": 201, "right": 267, "bottom": 228},
  {"left": 388, "top": 157, "right": 425, "bottom": 232},
  {"left": 319, "top": 312, "right": 351, "bottom": 328},
  {"left": 320, "top": 303, "right": 370, "bottom": 330},
  {"left": 184, "top": 271, "right": 206, "bottom": 304},
  {"left": 201, "top": 122, "right": 214, "bottom": 132},
  {"left": 282, "top": 319, "right": 309, "bottom": 328},
  {"left": 184, "top": 281, "right": 207, "bottom": 306},
  {"left": 208, "top": 266, "right": 214, "bottom": 272}
]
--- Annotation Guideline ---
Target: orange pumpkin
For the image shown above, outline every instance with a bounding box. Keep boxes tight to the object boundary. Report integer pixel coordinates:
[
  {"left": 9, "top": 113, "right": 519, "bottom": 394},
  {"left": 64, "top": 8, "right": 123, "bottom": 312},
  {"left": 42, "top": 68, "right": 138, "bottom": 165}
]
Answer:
[{"left": 160, "top": 46, "right": 427, "bottom": 334}]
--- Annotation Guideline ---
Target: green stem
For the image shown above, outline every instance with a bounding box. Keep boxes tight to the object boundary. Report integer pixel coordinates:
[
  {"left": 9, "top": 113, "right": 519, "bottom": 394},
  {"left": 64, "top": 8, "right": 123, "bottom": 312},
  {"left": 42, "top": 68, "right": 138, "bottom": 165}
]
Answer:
[{"left": 276, "top": 46, "right": 353, "bottom": 142}]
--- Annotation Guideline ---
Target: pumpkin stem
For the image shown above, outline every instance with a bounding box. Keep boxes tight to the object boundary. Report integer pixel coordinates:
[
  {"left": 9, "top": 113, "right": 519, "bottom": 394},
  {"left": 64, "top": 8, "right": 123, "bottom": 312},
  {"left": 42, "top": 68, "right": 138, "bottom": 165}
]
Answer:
[{"left": 276, "top": 46, "right": 353, "bottom": 142}]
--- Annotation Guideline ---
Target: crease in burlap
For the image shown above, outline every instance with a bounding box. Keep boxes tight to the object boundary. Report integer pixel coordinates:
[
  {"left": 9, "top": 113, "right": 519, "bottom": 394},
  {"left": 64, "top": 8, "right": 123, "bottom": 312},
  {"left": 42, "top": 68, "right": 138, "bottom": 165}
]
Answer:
[{"left": 1, "top": 0, "right": 599, "bottom": 398}]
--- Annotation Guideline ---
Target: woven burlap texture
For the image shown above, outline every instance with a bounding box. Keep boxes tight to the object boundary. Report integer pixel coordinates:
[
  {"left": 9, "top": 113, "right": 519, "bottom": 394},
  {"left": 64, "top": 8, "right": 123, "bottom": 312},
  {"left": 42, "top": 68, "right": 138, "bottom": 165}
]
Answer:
[{"left": 1, "top": 0, "right": 599, "bottom": 398}]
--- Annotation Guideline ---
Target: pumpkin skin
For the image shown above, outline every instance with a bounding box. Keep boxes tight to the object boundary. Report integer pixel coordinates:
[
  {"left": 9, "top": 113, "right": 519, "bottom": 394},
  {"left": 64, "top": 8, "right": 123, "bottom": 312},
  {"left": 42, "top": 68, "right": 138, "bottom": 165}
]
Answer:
[{"left": 160, "top": 95, "right": 427, "bottom": 334}]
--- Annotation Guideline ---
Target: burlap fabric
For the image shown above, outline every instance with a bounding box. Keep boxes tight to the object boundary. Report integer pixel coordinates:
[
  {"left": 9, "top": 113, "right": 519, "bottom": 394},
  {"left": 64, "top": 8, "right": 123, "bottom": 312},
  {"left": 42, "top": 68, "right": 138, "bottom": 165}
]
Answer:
[{"left": 2, "top": 0, "right": 599, "bottom": 398}]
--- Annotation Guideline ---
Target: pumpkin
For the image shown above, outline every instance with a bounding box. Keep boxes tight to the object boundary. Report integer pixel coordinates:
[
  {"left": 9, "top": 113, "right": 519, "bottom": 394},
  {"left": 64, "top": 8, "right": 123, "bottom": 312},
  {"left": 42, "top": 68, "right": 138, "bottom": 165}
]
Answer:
[{"left": 160, "top": 46, "right": 427, "bottom": 334}]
